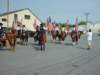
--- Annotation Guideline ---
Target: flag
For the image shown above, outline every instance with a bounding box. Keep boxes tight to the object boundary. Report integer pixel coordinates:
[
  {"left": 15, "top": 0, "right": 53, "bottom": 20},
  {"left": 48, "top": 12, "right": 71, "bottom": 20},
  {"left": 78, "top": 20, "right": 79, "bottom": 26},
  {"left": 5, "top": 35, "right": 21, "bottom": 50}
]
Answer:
[
  {"left": 75, "top": 17, "right": 78, "bottom": 31},
  {"left": 52, "top": 21, "right": 56, "bottom": 30},
  {"left": 33, "top": 19, "right": 37, "bottom": 29},
  {"left": 46, "top": 17, "right": 53, "bottom": 32},
  {"left": 66, "top": 19, "right": 70, "bottom": 31},
  {"left": 11, "top": 20, "right": 16, "bottom": 30}
]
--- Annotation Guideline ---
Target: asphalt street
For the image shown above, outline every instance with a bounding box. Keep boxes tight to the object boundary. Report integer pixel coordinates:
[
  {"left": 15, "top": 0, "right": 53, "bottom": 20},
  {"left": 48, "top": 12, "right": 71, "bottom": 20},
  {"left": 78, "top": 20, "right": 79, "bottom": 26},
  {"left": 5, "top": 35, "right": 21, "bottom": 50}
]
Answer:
[{"left": 0, "top": 33, "right": 100, "bottom": 75}]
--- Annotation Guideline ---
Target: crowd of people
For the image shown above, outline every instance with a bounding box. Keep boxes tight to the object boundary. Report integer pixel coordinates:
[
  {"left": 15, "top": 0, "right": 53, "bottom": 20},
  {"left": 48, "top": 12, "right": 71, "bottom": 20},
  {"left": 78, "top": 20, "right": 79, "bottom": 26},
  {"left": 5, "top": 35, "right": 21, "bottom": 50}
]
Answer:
[{"left": 0, "top": 22, "right": 93, "bottom": 50}]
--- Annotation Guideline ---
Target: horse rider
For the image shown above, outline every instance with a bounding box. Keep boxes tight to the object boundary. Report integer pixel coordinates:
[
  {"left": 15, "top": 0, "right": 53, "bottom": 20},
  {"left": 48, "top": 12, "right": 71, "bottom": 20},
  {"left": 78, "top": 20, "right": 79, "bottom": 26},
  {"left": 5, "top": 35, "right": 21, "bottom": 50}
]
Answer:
[
  {"left": 0, "top": 23, "right": 4, "bottom": 38},
  {"left": 54, "top": 25, "right": 59, "bottom": 32},
  {"left": 16, "top": 24, "right": 21, "bottom": 38},
  {"left": 0, "top": 23, "right": 5, "bottom": 47},
  {"left": 38, "top": 23, "right": 46, "bottom": 44},
  {"left": 54, "top": 25, "right": 60, "bottom": 35},
  {"left": 34, "top": 25, "right": 40, "bottom": 41},
  {"left": 61, "top": 26, "right": 66, "bottom": 32}
]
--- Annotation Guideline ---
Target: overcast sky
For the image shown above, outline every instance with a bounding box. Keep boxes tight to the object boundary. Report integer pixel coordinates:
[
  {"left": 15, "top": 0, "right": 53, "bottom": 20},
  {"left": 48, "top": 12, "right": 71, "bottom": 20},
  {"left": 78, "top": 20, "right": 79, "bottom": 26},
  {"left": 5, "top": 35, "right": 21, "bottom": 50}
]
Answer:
[{"left": 0, "top": 0, "right": 100, "bottom": 24}]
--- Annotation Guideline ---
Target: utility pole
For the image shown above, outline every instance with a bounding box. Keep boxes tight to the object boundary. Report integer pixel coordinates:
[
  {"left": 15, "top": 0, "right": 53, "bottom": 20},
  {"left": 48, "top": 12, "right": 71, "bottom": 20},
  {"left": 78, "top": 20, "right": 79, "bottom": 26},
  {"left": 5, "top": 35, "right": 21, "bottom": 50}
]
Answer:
[
  {"left": 84, "top": 12, "right": 90, "bottom": 30},
  {"left": 7, "top": 0, "right": 9, "bottom": 28}
]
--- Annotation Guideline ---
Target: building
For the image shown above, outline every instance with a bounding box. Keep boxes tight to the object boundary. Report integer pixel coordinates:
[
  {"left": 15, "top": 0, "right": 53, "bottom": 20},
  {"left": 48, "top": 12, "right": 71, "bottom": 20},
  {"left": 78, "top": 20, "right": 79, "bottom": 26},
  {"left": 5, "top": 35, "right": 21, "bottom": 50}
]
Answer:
[
  {"left": 0, "top": 8, "right": 42, "bottom": 31},
  {"left": 94, "top": 21, "right": 100, "bottom": 31}
]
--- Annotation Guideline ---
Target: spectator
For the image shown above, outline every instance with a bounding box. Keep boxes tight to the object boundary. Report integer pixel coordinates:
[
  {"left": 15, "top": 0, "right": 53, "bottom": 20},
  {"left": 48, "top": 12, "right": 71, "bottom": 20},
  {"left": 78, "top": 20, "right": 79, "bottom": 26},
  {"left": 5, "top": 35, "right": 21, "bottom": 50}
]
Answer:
[{"left": 87, "top": 29, "right": 93, "bottom": 49}]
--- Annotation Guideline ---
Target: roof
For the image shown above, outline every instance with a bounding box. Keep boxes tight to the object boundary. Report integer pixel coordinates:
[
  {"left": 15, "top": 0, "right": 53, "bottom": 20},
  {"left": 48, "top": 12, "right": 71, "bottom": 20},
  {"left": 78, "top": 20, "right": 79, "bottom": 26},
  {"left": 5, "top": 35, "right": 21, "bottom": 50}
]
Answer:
[{"left": 0, "top": 8, "right": 42, "bottom": 22}]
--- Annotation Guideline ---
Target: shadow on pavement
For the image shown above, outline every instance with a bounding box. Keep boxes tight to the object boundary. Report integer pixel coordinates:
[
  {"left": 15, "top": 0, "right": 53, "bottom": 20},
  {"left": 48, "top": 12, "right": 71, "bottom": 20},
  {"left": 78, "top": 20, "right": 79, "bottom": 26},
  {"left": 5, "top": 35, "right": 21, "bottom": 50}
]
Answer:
[
  {"left": 0, "top": 48, "right": 10, "bottom": 51},
  {"left": 64, "top": 43, "right": 73, "bottom": 46},
  {"left": 76, "top": 47, "right": 89, "bottom": 50},
  {"left": 31, "top": 43, "right": 41, "bottom": 51}
]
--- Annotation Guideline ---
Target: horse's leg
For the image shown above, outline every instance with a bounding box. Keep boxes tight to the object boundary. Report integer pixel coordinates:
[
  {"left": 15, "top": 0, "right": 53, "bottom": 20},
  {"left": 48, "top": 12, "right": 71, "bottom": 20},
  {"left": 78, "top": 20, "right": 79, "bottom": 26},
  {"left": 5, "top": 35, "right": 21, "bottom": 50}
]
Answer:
[
  {"left": 26, "top": 37, "right": 28, "bottom": 45},
  {"left": 76, "top": 35, "right": 78, "bottom": 44},
  {"left": 43, "top": 44, "right": 45, "bottom": 51},
  {"left": 40, "top": 44, "right": 43, "bottom": 51},
  {"left": 72, "top": 37, "right": 75, "bottom": 45}
]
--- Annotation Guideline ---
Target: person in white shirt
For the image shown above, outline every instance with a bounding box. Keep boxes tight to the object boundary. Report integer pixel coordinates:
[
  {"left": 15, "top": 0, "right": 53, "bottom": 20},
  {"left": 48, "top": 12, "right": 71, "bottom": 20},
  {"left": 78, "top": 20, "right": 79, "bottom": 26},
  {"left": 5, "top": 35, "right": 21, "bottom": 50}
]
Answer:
[
  {"left": 87, "top": 29, "right": 92, "bottom": 49},
  {"left": 61, "top": 27, "right": 66, "bottom": 32},
  {"left": 55, "top": 26, "right": 59, "bottom": 31}
]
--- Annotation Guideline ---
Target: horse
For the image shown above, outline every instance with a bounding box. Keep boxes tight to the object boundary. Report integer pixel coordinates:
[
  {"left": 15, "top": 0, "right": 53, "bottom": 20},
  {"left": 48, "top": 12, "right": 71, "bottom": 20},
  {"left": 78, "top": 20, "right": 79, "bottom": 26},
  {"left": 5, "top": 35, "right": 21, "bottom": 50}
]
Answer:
[
  {"left": 58, "top": 31, "right": 66, "bottom": 43},
  {"left": 20, "top": 30, "right": 29, "bottom": 45},
  {"left": 70, "top": 30, "right": 83, "bottom": 45},
  {"left": 5, "top": 29, "right": 17, "bottom": 50},
  {"left": 51, "top": 30, "right": 59, "bottom": 42},
  {"left": 38, "top": 30, "right": 46, "bottom": 51}
]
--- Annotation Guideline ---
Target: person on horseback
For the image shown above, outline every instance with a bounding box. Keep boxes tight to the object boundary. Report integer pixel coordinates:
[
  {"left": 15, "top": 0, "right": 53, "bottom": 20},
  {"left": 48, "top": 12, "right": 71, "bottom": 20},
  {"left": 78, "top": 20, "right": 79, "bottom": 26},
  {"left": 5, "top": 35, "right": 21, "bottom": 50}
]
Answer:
[
  {"left": 71, "top": 25, "right": 79, "bottom": 45},
  {"left": 20, "top": 25, "right": 28, "bottom": 45},
  {"left": 59, "top": 26, "right": 66, "bottom": 43},
  {"left": 0, "top": 23, "right": 4, "bottom": 38},
  {"left": 61, "top": 26, "right": 66, "bottom": 32},
  {"left": 54, "top": 24, "right": 60, "bottom": 36},
  {"left": 16, "top": 24, "right": 21, "bottom": 38},
  {"left": 34, "top": 25, "right": 40, "bottom": 42},
  {"left": 38, "top": 23, "right": 46, "bottom": 50},
  {"left": 0, "top": 23, "right": 6, "bottom": 47}
]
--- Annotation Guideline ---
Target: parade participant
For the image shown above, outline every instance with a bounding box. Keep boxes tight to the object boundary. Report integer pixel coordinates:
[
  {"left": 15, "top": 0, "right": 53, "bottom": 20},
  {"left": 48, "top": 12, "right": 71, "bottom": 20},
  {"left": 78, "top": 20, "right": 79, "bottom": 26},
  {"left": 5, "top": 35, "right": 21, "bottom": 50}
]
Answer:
[
  {"left": 0, "top": 23, "right": 6, "bottom": 47},
  {"left": 34, "top": 25, "right": 40, "bottom": 41},
  {"left": 55, "top": 25, "right": 59, "bottom": 32},
  {"left": 61, "top": 26, "right": 66, "bottom": 32},
  {"left": 0, "top": 23, "right": 4, "bottom": 38},
  {"left": 87, "top": 29, "right": 93, "bottom": 49},
  {"left": 16, "top": 25, "right": 21, "bottom": 38},
  {"left": 38, "top": 23, "right": 46, "bottom": 50}
]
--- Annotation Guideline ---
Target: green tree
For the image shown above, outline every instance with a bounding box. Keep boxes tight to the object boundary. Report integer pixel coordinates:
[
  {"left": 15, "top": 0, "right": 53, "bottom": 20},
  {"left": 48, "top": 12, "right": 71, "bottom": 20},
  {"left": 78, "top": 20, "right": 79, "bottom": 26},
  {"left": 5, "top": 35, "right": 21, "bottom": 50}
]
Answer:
[{"left": 78, "top": 21, "right": 86, "bottom": 25}]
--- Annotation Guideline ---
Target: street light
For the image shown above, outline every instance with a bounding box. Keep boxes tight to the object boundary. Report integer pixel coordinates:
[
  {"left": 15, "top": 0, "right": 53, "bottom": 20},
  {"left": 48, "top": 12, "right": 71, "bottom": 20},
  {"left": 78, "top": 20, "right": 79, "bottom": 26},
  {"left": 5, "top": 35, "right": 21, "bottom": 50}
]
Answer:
[
  {"left": 84, "top": 12, "right": 90, "bottom": 30},
  {"left": 7, "top": 0, "right": 9, "bottom": 28}
]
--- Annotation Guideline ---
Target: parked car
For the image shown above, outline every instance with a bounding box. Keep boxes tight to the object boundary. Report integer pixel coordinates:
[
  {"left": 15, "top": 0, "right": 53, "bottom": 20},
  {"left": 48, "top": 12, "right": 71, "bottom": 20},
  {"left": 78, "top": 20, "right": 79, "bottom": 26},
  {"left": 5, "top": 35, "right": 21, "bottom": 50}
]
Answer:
[{"left": 98, "top": 30, "right": 100, "bottom": 36}]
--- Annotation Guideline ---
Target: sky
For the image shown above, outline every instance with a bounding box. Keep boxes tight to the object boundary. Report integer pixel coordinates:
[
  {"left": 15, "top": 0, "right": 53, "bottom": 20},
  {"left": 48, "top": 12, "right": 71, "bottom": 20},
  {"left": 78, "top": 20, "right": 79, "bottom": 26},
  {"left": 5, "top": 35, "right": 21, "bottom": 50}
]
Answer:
[{"left": 0, "top": 0, "right": 100, "bottom": 24}]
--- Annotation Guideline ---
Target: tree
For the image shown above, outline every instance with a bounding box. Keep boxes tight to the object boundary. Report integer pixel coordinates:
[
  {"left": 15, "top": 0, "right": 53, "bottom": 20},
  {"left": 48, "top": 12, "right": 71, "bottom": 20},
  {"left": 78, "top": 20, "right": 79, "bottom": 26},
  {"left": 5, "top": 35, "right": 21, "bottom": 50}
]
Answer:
[{"left": 78, "top": 21, "right": 86, "bottom": 25}]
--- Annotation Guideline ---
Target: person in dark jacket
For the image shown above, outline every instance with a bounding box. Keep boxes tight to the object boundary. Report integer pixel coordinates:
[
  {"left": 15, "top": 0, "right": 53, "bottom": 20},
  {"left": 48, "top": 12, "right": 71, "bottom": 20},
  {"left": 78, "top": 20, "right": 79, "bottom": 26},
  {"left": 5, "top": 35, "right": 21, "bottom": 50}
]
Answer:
[{"left": 0, "top": 23, "right": 4, "bottom": 38}]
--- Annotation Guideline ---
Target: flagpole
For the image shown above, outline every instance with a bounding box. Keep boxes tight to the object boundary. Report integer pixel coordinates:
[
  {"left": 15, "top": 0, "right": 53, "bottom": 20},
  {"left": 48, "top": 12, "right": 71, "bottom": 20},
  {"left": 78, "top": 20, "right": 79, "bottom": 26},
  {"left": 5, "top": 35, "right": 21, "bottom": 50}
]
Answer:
[
  {"left": 7, "top": 0, "right": 9, "bottom": 28},
  {"left": 84, "top": 12, "right": 90, "bottom": 31}
]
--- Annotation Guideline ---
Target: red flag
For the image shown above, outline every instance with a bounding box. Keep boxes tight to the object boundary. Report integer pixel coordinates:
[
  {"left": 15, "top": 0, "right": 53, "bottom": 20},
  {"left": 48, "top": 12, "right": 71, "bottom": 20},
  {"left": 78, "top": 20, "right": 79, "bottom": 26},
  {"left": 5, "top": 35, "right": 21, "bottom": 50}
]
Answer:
[
  {"left": 75, "top": 18, "right": 78, "bottom": 31},
  {"left": 47, "top": 22, "right": 53, "bottom": 31},
  {"left": 66, "top": 19, "right": 70, "bottom": 31},
  {"left": 46, "top": 17, "right": 53, "bottom": 31}
]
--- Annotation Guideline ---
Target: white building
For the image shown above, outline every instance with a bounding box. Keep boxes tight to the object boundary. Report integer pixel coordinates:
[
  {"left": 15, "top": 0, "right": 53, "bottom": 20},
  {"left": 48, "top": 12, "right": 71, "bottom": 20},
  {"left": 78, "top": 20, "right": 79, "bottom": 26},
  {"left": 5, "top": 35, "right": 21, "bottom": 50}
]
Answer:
[
  {"left": 87, "top": 22, "right": 94, "bottom": 30},
  {"left": 0, "top": 8, "right": 42, "bottom": 31},
  {"left": 94, "top": 21, "right": 100, "bottom": 31}
]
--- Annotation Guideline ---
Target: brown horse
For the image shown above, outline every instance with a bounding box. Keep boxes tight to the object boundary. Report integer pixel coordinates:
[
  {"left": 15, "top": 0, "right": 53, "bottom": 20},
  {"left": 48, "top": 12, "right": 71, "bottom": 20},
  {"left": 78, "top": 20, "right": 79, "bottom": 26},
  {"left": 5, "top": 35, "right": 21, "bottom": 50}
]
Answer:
[
  {"left": 20, "top": 31, "right": 29, "bottom": 45},
  {"left": 51, "top": 30, "right": 59, "bottom": 42},
  {"left": 70, "top": 30, "right": 83, "bottom": 45},
  {"left": 5, "top": 30, "right": 17, "bottom": 50},
  {"left": 58, "top": 31, "right": 66, "bottom": 43},
  {"left": 38, "top": 30, "right": 46, "bottom": 51}
]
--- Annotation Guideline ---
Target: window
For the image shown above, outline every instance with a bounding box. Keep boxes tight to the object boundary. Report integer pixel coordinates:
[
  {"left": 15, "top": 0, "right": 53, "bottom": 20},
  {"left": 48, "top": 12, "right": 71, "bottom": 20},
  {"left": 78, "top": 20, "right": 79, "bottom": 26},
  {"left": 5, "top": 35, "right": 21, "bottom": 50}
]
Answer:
[
  {"left": 2, "top": 18, "right": 7, "bottom": 22},
  {"left": 14, "top": 14, "right": 18, "bottom": 21},
  {"left": 24, "top": 15, "right": 30, "bottom": 19}
]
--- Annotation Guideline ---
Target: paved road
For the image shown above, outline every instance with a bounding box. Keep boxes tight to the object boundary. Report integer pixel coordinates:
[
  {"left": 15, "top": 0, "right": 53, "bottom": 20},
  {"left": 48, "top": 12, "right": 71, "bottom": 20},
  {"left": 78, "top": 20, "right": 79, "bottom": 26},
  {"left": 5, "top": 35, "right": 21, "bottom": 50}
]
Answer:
[{"left": 0, "top": 33, "right": 100, "bottom": 75}]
